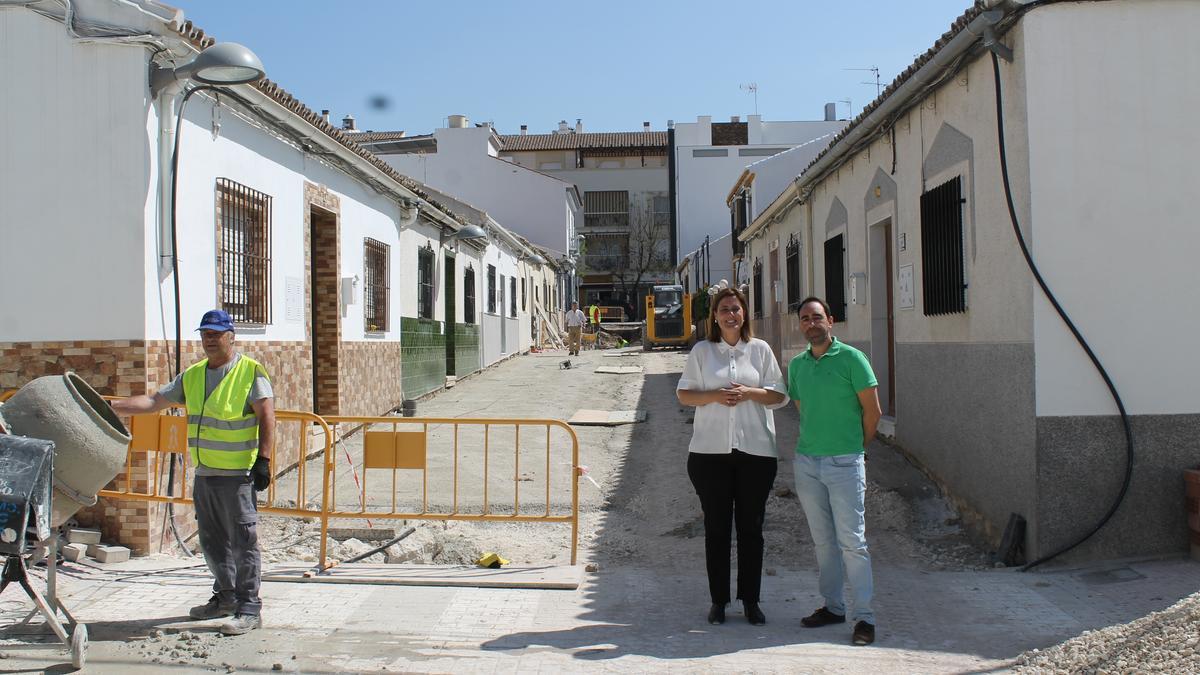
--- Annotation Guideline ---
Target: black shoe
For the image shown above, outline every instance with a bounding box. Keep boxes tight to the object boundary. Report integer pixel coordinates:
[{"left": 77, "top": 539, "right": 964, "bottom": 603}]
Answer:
[
  {"left": 852, "top": 620, "right": 875, "bottom": 646},
  {"left": 801, "top": 606, "right": 846, "bottom": 628},
  {"left": 707, "top": 603, "right": 726, "bottom": 625},
  {"left": 744, "top": 601, "right": 766, "bottom": 625}
]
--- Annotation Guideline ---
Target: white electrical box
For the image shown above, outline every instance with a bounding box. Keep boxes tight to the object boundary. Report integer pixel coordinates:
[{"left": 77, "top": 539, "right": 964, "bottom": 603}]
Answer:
[
  {"left": 849, "top": 272, "right": 867, "bottom": 305},
  {"left": 341, "top": 276, "right": 358, "bottom": 306}
]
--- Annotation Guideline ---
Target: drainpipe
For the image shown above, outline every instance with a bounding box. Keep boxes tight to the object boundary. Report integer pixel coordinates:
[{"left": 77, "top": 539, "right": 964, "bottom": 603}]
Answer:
[{"left": 157, "top": 83, "right": 185, "bottom": 277}]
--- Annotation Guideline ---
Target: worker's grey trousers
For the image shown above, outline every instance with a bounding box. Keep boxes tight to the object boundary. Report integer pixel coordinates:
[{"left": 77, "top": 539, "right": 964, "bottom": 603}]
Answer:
[{"left": 193, "top": 475, "right": 262, "bottom": 616}]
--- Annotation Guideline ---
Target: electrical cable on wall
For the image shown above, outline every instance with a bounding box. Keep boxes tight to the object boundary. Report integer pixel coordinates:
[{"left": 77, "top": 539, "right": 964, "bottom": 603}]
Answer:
[
  {"left": 989, "top": 49, "right": 1135, "bottom": 571},
  {"left": 161, "top": 84, "right": 223, "bottom": 557}
]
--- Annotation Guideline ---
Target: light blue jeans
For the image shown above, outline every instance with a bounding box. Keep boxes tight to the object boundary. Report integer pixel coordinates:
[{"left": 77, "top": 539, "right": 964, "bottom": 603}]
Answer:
[{"left": 793, "top": 452, "right": 874, "bottom": 624}]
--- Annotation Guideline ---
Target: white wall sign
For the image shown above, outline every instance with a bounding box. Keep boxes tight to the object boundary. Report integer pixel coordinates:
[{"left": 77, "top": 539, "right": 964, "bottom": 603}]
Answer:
[
  {"left": 898, "top": 264, "right": 914, "bottom": 310},
  {"left": 285, "top": 277, "right": 303, "bottom": 322}
]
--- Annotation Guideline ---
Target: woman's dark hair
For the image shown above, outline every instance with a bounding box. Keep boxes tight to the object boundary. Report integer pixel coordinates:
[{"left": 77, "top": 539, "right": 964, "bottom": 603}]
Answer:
[{"left": 707, "top": 287, "right": 754, "bottom": 343}]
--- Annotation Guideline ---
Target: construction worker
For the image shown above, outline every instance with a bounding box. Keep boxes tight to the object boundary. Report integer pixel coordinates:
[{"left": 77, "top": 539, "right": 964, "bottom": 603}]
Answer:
[
  {"left": 565, "top": 301, "right": 585, "bottom": 356},
  {"left": 588, "top": 302, "right": 601, "bottom": 332},
  {"left": 111, "top": 309, "right": 274, "bottom": 636}
]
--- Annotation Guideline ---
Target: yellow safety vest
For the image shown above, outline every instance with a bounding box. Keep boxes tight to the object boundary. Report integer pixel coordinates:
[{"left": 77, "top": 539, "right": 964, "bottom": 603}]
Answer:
[
  {"left": 588, "top": 305, "right": 600, "bottom": 324},
  {"left": 183, "top": 355, "right": 268, "bottom": 470}
]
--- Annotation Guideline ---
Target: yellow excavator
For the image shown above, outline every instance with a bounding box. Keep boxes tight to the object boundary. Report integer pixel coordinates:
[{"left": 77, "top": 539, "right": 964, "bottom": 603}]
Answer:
[{"left": 642, "top": 284, "right": 694, "bottom": 351}]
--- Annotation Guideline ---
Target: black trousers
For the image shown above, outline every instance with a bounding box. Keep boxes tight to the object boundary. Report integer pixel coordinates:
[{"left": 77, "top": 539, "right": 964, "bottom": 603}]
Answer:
[
  {"left": 193, "top": 475, "right": 262, "bottom": 616},
  {"left": 687, "top": 450, "right": 778, "bottom": 605}
]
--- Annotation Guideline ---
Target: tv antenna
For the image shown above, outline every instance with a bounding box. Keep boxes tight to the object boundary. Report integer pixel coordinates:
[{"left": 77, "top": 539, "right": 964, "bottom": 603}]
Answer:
[
  {"left": 845, "top": 66, "right": 882, "bottom": 97},
  {"left": 739, "top": 82, "right": 759, "bottom": 115},
  {"left": 839, "top": 98, "right": 852, "bottom": 119}
]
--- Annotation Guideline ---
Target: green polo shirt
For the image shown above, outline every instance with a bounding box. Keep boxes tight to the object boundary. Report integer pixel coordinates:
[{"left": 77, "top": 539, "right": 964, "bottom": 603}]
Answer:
[{"left": 787, "top": 337, "right": 878, "bottom": 456}]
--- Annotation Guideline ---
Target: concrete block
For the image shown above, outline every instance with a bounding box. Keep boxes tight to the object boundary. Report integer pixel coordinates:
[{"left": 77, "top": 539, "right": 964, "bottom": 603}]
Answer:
[
  {"left": 62, "top": 543, "right": 88, "bottom": 562},
  {"left": 66, "top": 528, "right": 101, "bottom": 545},
  {"left": 93, "top": 545, "right": 130, "bottom": 564},
  {"left": 86, "top": 543, "right": 102, "bottom": 558}
]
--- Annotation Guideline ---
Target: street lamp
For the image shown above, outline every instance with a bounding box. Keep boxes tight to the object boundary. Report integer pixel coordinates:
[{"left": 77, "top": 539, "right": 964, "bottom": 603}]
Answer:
[
  {"left": 440, "top": 223, "right": 488, "bottom": 247},
  {"left": 151, "top": 43, "right": 265, "bottom": 553},
  {"left": 150, "top": 42, "right": 266, "bottom": 96}
]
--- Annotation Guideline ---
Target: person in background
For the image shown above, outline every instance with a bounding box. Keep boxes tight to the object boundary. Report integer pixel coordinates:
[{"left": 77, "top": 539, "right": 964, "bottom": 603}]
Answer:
[
  {"left": 788, "top": 297, "right": 882, "bottom": 646},
  {"left": 676, "top": 285, "right": 787, "bottom": 626},
  {"left": 110, "top": 309, "right": 274, "bottom": 636},
  {"left": 565, "top": 301, "right": 585, "bottom": 356}
]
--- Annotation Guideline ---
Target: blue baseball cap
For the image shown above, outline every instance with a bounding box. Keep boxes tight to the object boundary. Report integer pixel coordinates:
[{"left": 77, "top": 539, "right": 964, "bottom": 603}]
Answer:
[{"left": 196, "top": 309, "right": 235, "bottom": 332}]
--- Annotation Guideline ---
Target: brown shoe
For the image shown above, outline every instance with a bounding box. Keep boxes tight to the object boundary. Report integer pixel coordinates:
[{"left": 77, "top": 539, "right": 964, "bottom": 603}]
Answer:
[
  {"left": 801, "top": 607, "right": 846, "bottom": 628},
  {"left": 852, "top": 620, "right": 875, "bottom": 646}
]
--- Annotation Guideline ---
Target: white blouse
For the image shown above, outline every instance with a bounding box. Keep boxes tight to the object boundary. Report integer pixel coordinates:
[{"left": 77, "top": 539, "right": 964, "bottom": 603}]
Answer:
[{"left": 677, "top": 337, "right": 788, "bottom": 458}]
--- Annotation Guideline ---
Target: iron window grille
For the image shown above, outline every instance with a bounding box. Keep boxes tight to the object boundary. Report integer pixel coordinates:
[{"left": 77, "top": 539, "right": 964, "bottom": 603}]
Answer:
[
  {"left": 363, "top": 238, "right": 389, "bottom": 331},
  {"left": 584, "top": 190, "right": 630, "bottom": 229},
  {"left": 216, "top": 178, "right": 272, "bottom": 324},
  {"left": 785, "top": 233, "right": 801, "bottom": 313},
  {"left": 417, "top": 244, "right": 434, "bottom": 320},
  {"left": 521, "top": 277, "right": 527, "bottom": 311},
  {"left": 463, "top": 266, "right": 476, "bottom": 324},
  {"left": 487, "top": 265, "right": 497, "bottom": 314},
  {"left": 824, "top": 234, "right": 846, "bottom": 322},
  {"left": 752, "top": 258, "right": 763, "bottom": 319},
  {"left": 920, "top": 176, "right": 967, "bottom": 315},
  {"left": 509, "top": 276, "right": 517, "bottom": 317}
]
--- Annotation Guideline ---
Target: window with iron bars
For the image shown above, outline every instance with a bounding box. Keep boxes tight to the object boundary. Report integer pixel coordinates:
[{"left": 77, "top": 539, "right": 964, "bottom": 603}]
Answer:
[
  {"left": 786, "top": 233, "right": 801, "bottom": 313},
  {"left": 824, "top": 234, "right": 846, "bottom": 322},
  {"left": 752, "top": 258, "right": 763, "bottom": 319},
  {"left": 509, "top": 276, "right": 517, "bottom": 317},
  {"left": 417, "top": 245, "right": 434, "bottom": 320},
  {"left": 363, "top": 238, "right": 389, "bottom": 331},
  {"left": 216, "top": 178, "right": 272, "bottom": 324},
  {"left": 521, "top": 277, "right": 527, "bottom": 311},
  {"left": 487, "top": 265, "right": 497, "bottom": 314},
  {"left": 921, "top": 176, "right": 967, "bottom": 315},
  {"left": 584, "top": 190, "right": 630, "bottom": 229},
  {"left": 463, "top": 266, "right": 476, "bottom": 324}
]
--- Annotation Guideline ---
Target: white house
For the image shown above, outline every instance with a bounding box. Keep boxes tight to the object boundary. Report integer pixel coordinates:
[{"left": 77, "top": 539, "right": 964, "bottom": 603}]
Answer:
[
  {"left": 356, "top": 120, "right": 584, "bottom": 262},
  {"left": 672, "top": 113, "right": 846, "bottom": 264},
  {"left": 0, "top": 0, "right": 532, "bottom": 553},
  {"left": 738, "top": 0, "right": 1200, "bottom": 563},
  {"left": 499, "top": 123, "right": 672, "bottom": 316}
]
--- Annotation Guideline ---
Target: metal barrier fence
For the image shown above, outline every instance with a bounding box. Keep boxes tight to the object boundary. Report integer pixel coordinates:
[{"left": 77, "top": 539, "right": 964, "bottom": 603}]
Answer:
[{"left": 94, "top": 409, "right": 581, "bottom": 568}]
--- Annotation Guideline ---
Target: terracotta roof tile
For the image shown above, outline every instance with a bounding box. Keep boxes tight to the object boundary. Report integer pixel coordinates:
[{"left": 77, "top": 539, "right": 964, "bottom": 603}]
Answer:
[{"left": 499, "top": 132, "right": 667, "bottom": 152}]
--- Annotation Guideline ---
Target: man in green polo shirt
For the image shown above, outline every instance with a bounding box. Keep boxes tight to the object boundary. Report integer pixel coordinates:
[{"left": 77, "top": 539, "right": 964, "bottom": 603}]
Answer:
[{"left": 787, "top": 296, "right": 882, "bottom": 646}]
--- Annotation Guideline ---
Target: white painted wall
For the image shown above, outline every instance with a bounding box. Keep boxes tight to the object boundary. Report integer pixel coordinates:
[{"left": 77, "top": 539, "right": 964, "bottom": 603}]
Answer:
[
  {"left": 1025, "top": 1, "right": 1200, "bottom": 416},
  {"left": 381, "top": 126, "right": 581, "bottom": 254},
  {"left": 161, "top": 94, "right": 427, "bottom": 346},
  {"left": 0, "top": 8, "right": 149, "bottom": 341},
  {"left": 673, "top": 117, "right": 845, "bottom": 261}
]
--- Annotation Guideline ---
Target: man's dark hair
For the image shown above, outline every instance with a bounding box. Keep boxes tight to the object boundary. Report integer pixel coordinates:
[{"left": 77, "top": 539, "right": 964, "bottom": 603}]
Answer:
[
  {"left": 707, "top": 287, "right": 754, "bottom": 343},
  {"left": 798, "top": 296, "right": 833, "bottom": 321}
]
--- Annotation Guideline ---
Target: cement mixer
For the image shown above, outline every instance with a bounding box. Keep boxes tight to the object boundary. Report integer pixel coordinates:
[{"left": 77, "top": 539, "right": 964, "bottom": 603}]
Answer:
[{"left": 0, "top": 372, "right": 131, "bottom": 526}]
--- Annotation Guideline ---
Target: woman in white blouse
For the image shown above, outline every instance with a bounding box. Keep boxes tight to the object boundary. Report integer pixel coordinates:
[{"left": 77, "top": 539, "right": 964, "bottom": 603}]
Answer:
[{"left": 677, "top": 285, "right": 788, "bottom": 626}]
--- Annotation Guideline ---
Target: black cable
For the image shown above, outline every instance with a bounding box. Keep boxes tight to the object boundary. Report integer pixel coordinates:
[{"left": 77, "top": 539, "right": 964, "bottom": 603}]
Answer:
[
  {"left": 163, "top": 85, "right": 221, "bottom": 558},
  {"left": 989, "top": 50, "right": 1135, "bottom": 571}
]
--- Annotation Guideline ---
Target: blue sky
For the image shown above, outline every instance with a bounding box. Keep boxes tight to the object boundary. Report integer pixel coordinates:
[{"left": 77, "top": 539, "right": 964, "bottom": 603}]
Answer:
[{"left": 176, "top": 0, "right": 973, "bottom": 135}]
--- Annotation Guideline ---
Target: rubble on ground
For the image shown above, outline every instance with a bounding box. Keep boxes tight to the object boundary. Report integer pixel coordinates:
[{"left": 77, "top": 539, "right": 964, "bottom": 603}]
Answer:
[{"left": 1014, "top": 592, "right": 1200, "bottom": 673}]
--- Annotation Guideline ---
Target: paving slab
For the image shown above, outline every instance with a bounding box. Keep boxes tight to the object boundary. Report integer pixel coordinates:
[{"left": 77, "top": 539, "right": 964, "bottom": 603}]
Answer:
[
  {"left": 262, "top": 563, "right": 584, "bottom": 589},
  {"left": 568, "top": 410, "right": 647, "bottom": 426},
  {"left": 594, "top": 366, "right": 643, "bottom": 374}
]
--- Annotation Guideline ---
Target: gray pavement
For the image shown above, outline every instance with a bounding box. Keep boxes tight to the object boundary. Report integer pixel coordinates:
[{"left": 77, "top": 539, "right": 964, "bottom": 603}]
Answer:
[{"left": 1, "top": 554, "right": 1198, "bottom": 673}]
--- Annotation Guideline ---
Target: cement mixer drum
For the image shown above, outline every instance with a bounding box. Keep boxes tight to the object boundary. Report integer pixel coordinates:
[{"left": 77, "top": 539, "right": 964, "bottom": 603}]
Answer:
[{"left": 0, "top": 373, "right": 131, "bottom": 526}]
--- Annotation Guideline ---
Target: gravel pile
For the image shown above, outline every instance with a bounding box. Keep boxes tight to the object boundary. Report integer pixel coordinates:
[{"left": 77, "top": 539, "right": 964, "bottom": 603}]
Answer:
[{"left": 1014, "top": 592, "right": 1200, "bottom": 673}]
